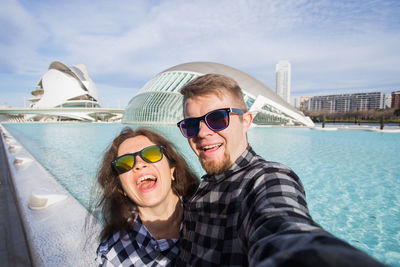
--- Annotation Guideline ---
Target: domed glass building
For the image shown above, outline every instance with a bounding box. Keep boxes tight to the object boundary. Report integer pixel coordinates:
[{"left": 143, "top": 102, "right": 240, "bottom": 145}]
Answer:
[{"left": 123, "top": 62, "right": 314, "bottom": 127}]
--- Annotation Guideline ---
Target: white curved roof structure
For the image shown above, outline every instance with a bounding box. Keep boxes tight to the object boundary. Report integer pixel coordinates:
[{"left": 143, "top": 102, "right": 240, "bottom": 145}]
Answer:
[
  {"left": 28, "top": 61, "right": 102, "bottom": 121},
  {"left": 123, "top": 62, "right": 314, "bottom": 127}
]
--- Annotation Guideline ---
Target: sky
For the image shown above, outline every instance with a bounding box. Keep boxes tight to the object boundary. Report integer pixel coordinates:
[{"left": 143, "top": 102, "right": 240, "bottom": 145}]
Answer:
[{"left": 1, "top": 0, "right": 399, "bottom": 108}]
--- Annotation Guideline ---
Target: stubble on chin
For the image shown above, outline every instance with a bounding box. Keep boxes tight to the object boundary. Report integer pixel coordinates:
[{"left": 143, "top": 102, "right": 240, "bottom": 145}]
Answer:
[{"left": 200, "top": 150, "right": 232, "bottom": 175}]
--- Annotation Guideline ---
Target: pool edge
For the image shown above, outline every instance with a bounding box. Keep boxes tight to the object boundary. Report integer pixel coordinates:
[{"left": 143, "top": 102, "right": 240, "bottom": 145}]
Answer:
[{"left": 0, "top": 124, "right": 101, "bottom": 267}]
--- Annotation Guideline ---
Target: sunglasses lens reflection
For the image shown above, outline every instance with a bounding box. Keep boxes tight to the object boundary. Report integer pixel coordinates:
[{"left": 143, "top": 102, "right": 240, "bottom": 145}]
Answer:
[
  {"left": 180, "top": 109, "right": 230, "bottom": 138},
  {"left": 142, "top": 146, "right": 163, "bottom": 162},
  {"left": 206, "top": 110, "right": 229, "bottom": 131},
  {"left": 115, "top": 155, "right": 135, "bottom": 173},
  {"left": 114, "top": 146, "right": 164, "bottom": 174},
  {"left": 181, "top": 118, "right": 199, "bottom": 138}
]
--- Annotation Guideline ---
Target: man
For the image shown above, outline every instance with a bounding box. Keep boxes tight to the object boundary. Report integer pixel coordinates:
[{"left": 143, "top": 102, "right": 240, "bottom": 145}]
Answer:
[{"left": 176, "top": 74, "right": 384, "bottom": 266}]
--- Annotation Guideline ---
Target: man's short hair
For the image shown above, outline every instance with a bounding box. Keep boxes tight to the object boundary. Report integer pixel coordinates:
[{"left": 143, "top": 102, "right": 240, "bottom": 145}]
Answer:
[{"left": 180, "top": 74, "right": 247, "bottom": 111}]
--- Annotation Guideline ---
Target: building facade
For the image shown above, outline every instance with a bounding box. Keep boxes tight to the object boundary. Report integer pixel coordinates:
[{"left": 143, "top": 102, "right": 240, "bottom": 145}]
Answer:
[
  {"left": 27, "top": 61, "right": 103, "bottom": 121},
  {"left": 275, "top": 60, "right": 291, "bottom": 103},
  {"left": 302, "top": 92, "right": 385, "bottom": 112},
  {"left": 391, "top": 91, "right": 400, "bottom": 109},
  {"left": 299, "top": 96, "right": 312, "bottom": 111},
  {"left": 384, "top": 94, "right": 392, "bottom": 109},
  {"left": 123, "top": 62, "right": 314, "bottom": 127}
]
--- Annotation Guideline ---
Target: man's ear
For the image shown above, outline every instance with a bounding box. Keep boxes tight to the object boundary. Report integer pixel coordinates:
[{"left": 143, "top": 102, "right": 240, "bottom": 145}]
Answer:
[{"left": 242, "top": 111, "right": 253, "bottom": 132}]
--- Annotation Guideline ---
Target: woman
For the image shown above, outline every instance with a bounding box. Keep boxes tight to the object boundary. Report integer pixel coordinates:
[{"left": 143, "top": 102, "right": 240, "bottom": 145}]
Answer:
[{"left": 92, "top": 127, "right": 198, "bottom": 266}]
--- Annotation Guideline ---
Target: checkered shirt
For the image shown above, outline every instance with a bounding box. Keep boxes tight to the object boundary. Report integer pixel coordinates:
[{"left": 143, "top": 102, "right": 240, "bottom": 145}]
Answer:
[
  {"left": 177, "top": 146, "right": 384, "bottom": 266},
  {"left": 96, "top": 215, "right": 179, "bottom": 267}
]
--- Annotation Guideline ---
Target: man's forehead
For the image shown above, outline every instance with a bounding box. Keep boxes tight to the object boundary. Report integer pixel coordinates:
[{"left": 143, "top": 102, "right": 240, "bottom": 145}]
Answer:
[
  {"left": 184, "top": 91, "right": 235, "bottom": 106},
  {"left": 184, "top": 94, "right": 228, "bottom": 115}
]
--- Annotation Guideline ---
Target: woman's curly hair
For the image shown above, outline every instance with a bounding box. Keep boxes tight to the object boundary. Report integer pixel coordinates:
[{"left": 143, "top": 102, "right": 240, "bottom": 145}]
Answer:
[{"left": 88, "top": 127, "right": 199, "bottom": 242}]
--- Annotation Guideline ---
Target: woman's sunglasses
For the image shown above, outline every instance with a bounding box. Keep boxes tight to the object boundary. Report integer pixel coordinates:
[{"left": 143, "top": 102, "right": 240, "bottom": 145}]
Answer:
[
  {"left": 177, "top": 108, "right": 244, "bottom": 138},
  {"left": 111, "top": 145, "right": 165, "bottom": 175}
]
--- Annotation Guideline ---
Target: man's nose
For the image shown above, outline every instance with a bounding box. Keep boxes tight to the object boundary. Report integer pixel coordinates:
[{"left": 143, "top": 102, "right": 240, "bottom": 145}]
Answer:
[{"left": 197, "top": 120, "right": 214, "bottom": 138}]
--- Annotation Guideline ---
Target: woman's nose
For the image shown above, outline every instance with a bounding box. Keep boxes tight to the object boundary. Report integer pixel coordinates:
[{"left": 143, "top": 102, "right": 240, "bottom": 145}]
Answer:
[{"left": 133, "top": 155, "right": 148, "bottom": 170}]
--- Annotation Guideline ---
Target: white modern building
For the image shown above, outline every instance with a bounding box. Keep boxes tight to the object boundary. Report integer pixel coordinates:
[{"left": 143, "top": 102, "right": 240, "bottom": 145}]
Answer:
[
  {"left": 27, "top": 61, "right": 103, "bottom": 121},
  {"left": 123, "top": 62, "right": 314, "bottom": 127},
  {"left": 276, "top": 60, "right": 291, "bottom": 103},
  {"left": 302, "top": 92, "right": 385, "bottom": 112},
  {"left": 384, "top": 94, "right": 392, "bottom": 109}
]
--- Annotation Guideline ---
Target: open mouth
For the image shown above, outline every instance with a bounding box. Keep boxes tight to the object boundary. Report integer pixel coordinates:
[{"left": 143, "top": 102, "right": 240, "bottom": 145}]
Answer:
[
  {"left": 136, "top": 175, "right": 157, "bottom": 190},
  {"left": 202, "top": 144, "right": 222, "bottom": 152}
]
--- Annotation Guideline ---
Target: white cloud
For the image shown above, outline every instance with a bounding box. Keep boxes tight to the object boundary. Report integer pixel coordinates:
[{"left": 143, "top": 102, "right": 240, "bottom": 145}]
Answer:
[{"left": 1, "top": 0, "right": 399, "bottom": 107}]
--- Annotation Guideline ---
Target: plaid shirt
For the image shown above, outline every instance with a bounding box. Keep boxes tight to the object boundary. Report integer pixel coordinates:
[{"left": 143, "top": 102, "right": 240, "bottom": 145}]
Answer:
[
  {"left": 178, "top": 146, "right": 384, "bottom": 266},
  {"left": 96, "top": 215, "right": 179, "bottom": 267}
]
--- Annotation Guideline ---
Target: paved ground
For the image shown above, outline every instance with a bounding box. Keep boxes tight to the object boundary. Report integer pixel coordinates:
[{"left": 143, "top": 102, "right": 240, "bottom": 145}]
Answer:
[{"left": 0, "top": 134, "right": 32, "bottom": 266}]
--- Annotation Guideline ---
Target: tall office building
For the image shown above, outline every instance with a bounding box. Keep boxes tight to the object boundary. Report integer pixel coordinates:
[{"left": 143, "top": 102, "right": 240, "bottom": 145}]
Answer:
[{"left": 276, "top": 60, "right": 291, "bottom": 103}]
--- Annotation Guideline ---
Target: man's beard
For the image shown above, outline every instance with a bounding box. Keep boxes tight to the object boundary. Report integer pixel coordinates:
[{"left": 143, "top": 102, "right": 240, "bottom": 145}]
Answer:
[{"left": 199, "top": 149, "right": 232, "bottom": 175}]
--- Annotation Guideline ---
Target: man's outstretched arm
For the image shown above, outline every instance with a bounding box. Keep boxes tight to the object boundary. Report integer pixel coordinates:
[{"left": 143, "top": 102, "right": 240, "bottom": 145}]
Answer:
[{"left": 239, "top": 165, "right": 385, "bottom": 267}]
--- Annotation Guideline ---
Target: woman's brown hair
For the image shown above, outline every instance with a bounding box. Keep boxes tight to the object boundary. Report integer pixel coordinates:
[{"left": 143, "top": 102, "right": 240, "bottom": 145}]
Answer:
[{"left": 88, "top": 127, "right": 199, "bottom": 242}]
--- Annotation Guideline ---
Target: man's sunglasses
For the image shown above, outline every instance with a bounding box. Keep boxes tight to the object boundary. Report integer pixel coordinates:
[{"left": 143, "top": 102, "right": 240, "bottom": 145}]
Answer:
[
  {"left": 177, "top": 108, "right": 244, "bottom": 138},
  {"left": 111, "top": 145, "right": 165, "bottom": 175}
]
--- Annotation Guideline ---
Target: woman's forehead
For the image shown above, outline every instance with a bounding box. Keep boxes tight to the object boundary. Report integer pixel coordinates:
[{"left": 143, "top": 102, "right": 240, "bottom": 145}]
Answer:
[{"left": 118, "top": 136, "right": 155, "bottom": 155}]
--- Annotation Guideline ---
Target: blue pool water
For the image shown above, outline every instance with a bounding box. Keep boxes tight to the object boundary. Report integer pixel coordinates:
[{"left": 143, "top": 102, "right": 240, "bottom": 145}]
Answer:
[{"left": 3, "top": 122, "right": 400, "bottom": 266}]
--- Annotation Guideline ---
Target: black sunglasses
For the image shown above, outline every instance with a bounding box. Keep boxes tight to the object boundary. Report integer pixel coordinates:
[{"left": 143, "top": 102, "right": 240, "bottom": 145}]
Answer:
[
  {"left": 177, "top": 108, "right": 244, "bottom": 138},
  {"left": 112, "top": 145, "right": 165, "bottom": 175}
]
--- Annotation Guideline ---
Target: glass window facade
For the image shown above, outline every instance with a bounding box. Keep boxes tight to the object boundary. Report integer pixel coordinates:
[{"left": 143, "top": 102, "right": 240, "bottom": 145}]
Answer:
[
  {"left": 124, "top": 72, "right": 200, "bottom": 124},
  {"left": 123, "top": 66, "right": 313, "bottom": 126},
  {"left": 124, "top": 92, "right": 183, "bottom": 124},
  {"left": 243, "top": 94, "right": 255, "bottom": 110}
]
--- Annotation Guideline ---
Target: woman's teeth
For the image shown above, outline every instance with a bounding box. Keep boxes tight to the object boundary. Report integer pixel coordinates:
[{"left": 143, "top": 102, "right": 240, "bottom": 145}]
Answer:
[{"left": 137, "top": 175, "right": 157, "bottom": 185}]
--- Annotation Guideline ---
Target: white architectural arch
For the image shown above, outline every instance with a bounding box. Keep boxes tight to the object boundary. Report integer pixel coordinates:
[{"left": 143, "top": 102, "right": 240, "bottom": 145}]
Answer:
[
  {"left": 123, "top": 62, "right": 314, "bottom": 127},
  {"left": 28, "top": 61, "right": 102, "bottom": 121}
]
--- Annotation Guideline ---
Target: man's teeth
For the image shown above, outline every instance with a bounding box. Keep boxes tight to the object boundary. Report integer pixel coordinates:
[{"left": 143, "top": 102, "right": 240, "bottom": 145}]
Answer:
[
  {"left": 137, "top": 175, "right": 157, "bottom": 185},
  {"left": 203, "top": 144, "right": 221, "bottom": 151}
]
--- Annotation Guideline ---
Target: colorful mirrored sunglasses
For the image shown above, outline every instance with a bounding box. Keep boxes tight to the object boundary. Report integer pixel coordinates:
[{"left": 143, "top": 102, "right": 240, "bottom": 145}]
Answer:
[
  {"left": 177, "top": 108, "right": 244, "bottom": 138},
  {"left": 111, "top": 145, "right": 165, "bottom": 174}
]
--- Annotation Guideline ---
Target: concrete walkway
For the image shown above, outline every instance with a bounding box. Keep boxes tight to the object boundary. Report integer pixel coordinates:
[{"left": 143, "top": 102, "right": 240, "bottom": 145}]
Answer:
[
  {"left": 0, "top": 124, "right": 100, "bottom": 267},
  {"left": 0, "top": 133, "right": 32, "bottom": 266}
]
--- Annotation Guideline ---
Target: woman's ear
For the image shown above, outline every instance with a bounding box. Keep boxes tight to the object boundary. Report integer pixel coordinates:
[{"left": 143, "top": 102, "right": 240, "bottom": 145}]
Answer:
[
  {"left": 118, "top": 188, "right": 127, "bottom": 196},
  {"left": 171, "top": 167, "right": 176, "bottom": 180}
]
